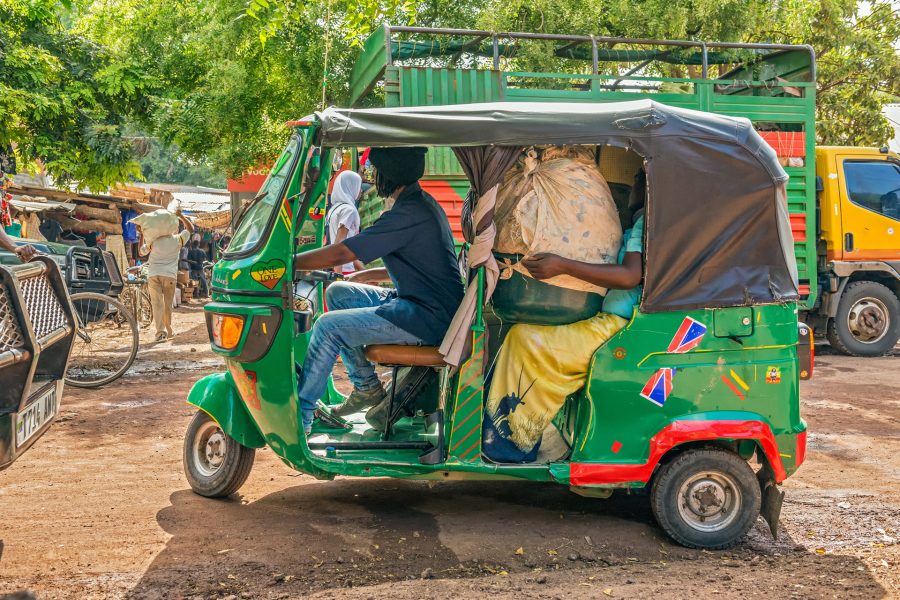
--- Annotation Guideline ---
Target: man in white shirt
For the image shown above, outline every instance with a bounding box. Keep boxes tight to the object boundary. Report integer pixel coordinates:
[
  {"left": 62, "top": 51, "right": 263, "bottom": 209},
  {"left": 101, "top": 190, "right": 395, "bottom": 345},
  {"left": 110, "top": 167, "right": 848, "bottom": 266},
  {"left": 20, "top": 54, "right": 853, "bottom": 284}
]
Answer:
[{"left": 139, "top": 210, "right": 193, "bottom": 342}]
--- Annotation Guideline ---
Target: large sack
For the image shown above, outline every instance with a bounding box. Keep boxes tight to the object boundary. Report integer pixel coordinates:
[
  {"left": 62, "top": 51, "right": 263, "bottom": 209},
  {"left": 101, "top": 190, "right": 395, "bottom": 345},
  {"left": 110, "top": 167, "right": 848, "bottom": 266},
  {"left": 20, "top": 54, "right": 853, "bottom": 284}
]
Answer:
[
  {"left": 495, "top": 147, "right": 623, "bottom": 294},
  {"left": 130, "top": 209, "right": 179, "bottom": 246}
]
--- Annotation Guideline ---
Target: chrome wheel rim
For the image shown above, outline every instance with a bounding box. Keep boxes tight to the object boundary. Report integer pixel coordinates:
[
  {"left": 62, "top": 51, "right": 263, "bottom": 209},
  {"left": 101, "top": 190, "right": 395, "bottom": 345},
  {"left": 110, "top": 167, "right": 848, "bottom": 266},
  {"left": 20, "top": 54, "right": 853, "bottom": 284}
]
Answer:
[
  {"left": 847, "top": 296, "right": 889, "bottom": 344},
  {"left": 677, "top": 471, "right": 741, "bottom": 533},
  {"left": 193, "top": 420, "right": 227, "bottom": 477}
]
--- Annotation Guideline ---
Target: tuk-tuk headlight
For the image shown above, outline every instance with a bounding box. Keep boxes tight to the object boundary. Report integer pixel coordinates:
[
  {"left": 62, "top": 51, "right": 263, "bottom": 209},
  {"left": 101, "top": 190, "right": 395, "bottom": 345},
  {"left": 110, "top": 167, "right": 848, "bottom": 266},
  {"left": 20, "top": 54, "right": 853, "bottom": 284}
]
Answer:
[{"left": 211, "top": 314, "right": 245, "bottom": 350}]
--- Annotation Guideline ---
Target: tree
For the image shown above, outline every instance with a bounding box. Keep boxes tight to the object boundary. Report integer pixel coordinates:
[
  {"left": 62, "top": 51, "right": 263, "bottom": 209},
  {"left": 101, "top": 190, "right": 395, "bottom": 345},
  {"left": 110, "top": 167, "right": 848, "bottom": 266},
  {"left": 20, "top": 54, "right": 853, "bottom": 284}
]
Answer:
[
  {"left": 0, "top": 0, "right": 151, "bottom": 189},
  {"left": 760, "top": 0, "right": 900, "bottom": 146}
]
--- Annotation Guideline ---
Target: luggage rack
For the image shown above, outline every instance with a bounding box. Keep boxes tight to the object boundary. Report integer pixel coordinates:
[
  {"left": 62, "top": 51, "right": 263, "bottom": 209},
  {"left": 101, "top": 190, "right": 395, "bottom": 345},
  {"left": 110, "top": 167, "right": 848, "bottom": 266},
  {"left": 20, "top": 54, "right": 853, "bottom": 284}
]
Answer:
[{"left": 350, "top": 25, "right": 816, "bottom": 105}]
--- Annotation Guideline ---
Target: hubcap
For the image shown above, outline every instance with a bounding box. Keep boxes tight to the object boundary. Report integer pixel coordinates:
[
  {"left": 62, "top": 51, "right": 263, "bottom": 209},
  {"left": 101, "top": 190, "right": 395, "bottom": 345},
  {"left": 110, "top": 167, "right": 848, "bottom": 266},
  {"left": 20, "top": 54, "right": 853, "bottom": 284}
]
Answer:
[
  {"left": 677, "top": 471, "right": 741, "bottom": 533},
  {"left": 847, "top": 297, "right": 889, "bottom": 343},
  {"left": 193, "top": 420, "right": 227, "bottom": 477}
]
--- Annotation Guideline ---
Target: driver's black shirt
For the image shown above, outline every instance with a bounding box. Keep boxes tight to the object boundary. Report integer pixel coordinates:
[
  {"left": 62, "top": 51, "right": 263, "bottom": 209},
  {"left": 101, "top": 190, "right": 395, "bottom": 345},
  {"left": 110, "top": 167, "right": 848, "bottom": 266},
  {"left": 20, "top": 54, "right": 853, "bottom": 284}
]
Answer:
[{"left": 343, "top": 182, "right": 464, "bottom": 345}]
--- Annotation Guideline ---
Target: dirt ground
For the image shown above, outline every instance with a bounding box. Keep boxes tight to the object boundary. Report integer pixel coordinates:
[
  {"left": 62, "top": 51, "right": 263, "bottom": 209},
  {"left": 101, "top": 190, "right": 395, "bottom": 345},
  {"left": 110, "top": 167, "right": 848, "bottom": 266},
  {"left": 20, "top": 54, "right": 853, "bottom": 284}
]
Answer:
[{"left": 1, "top": 302, "right": 898, "bottom": 599}]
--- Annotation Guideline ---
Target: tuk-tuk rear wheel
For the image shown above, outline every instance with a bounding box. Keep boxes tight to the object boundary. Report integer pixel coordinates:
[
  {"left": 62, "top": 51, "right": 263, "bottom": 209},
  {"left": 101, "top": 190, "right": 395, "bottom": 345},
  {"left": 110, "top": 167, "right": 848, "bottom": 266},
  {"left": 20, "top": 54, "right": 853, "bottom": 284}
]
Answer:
[
  {"left": 183, "top": 410, "right": 255, "bottom": 498},
  {"left": 650, "top": 447, "right": 761, "bottom": 550}
]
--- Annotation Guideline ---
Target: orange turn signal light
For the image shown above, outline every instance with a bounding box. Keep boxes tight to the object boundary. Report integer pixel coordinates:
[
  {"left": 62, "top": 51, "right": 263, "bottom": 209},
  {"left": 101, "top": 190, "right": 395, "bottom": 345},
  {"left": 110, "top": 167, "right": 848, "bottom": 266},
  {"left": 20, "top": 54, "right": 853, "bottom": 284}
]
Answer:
[{"left": 211, "top": 314, "right": 245, "bottom": 350}]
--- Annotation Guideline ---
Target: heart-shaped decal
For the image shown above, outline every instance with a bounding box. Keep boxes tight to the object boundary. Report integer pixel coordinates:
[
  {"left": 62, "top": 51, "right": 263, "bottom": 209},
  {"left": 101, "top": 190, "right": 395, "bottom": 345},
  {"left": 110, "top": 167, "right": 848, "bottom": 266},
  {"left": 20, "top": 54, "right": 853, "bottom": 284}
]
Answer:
[{"left": 250, "top": 259, "right": 286, "bottom": 289}]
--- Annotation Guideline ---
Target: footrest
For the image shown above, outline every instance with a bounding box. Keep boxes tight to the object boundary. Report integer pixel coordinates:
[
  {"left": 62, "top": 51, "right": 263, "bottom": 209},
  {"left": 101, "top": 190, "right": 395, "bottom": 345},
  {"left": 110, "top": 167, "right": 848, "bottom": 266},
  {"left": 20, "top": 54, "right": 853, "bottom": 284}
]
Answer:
[{"left": 308, "top": 441, "right": 433, "bottom": 451}]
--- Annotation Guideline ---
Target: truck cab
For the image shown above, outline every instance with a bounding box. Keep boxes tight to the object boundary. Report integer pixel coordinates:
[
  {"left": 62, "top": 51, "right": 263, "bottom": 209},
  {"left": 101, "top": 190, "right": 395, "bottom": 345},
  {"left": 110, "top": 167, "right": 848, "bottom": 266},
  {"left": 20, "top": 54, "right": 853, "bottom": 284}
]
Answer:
[{"left": 813, "top": 146, "right": 900, "bottom": 355}]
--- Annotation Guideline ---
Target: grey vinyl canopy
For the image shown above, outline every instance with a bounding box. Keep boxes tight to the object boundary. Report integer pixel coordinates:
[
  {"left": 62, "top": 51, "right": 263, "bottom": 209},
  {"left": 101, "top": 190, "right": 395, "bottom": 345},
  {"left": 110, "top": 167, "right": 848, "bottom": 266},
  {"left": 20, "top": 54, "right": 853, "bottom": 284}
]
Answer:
[{"left": 315, "top": 100, "right": 799, "bottom": 312}]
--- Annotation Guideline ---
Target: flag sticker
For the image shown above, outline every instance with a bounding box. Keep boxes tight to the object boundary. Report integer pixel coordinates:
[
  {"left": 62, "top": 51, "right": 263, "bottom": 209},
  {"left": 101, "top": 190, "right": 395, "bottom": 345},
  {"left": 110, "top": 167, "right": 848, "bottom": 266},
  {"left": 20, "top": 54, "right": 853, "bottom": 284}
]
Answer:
[
  {"left": 640, "top": 367, "right": 675, "bottom": 407},
  {"left": 667, "top": 317, "right": 707, "bottom": 354}
]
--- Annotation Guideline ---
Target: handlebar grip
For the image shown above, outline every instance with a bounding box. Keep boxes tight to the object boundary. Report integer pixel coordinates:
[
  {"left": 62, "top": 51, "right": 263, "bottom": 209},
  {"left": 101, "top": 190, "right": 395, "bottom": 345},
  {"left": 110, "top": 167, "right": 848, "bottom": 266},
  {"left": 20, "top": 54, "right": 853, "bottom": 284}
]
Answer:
[{"left": 295, "top": 269, "right": 343, "bottom": 282}]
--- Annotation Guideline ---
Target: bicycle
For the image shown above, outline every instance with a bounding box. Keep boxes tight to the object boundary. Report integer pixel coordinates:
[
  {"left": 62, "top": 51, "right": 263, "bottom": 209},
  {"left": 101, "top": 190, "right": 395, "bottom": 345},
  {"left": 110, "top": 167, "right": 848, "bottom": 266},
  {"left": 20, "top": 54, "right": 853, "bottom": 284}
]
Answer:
[
  {"left": 118, "top": 265, "right": 153, "bottom": 329},
  {"left": 59, "top": 247, "right": 139, "bottom": 388},
  {"left": 66, "top": 290, "right": 139, "bottom": 388}
]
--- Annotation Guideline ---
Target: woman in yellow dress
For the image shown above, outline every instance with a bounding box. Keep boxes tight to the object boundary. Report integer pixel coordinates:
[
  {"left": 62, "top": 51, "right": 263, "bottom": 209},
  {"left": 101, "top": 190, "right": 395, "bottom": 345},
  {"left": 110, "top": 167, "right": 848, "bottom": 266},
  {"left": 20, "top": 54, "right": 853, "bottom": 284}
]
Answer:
[{"left": 483, "top": 170, "right": 646, "bottom": 463}]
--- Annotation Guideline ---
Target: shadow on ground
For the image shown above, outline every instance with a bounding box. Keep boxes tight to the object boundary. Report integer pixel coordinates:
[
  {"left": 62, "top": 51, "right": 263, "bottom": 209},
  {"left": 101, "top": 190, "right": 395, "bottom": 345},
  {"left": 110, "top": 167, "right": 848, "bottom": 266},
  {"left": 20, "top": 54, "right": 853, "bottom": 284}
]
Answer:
[{"left": 125, "top": 479, "right": 886, "bottom": 599}]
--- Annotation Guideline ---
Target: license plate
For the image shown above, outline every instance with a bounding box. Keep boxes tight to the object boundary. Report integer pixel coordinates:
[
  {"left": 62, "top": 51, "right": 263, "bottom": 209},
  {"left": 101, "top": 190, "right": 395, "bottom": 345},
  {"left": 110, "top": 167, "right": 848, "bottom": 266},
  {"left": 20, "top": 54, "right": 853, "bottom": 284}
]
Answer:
[{"left": 16, "top": 385, "right": 58, "bottom": 449}]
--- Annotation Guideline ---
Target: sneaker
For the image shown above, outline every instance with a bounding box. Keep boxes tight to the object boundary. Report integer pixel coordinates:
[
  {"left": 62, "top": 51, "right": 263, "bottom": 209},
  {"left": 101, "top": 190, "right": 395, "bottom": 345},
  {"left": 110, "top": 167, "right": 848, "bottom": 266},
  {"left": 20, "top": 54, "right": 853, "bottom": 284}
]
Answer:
[
  {"left": 154, "top": 332, "right": 167, "bottom": 343},
  {"left": 330, "top": 385, "right": 387, "bottom": 417}
]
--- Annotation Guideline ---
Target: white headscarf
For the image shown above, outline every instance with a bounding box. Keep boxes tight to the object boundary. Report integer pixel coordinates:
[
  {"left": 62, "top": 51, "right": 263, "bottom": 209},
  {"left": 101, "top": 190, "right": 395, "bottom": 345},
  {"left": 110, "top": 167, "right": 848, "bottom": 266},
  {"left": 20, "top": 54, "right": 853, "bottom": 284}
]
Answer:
[
  {"left": 328, "top": 170, "right": 363, "bottom": 273},
  {"left": 331, "top": 170, "right": 362, "bottom": 208}
]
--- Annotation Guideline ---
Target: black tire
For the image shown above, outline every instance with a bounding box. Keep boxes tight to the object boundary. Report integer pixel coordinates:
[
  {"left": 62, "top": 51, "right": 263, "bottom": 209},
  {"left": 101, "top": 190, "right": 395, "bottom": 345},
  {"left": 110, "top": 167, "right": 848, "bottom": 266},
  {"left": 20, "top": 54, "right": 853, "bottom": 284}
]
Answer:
[
  {"left": 826, "top": 280, "right": 900, "bottom": 357},
  {"left": 650, "top": 448, "right": 761, "bottom": 550},
  {"left": 183, "top": 410, "right": 255, "bottom": 498},
  {"left": 66, "top": 291, "right": 139, "bottom": 388}
]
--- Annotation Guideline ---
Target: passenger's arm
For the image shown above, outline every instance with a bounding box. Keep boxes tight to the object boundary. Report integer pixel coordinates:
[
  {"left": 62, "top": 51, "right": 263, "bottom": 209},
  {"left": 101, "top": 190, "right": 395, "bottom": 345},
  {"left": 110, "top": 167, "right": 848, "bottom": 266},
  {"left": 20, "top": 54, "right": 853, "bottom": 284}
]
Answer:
[
  {"left": 294, "top": 243, "right": 358, "bottom": 272},
  {"left": 521, "top": 252, "right": 643, "bottom": 290}
]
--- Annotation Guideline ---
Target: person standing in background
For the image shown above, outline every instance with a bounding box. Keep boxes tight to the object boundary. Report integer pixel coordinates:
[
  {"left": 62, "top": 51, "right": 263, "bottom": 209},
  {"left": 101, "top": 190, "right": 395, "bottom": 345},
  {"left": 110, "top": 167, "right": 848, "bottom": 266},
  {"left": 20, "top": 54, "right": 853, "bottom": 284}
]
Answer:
[
  {"left": 139, "top": 210, "right": 193, "bottom": 342},
  {"left": 121, "top": 208, "right": 139, "bottom": 266},
  {"left": 326, "top": 171, "right": 365, "bottom": 275},
  {"left": 187, "top": 240, "right": 209, "bottom": 298}
]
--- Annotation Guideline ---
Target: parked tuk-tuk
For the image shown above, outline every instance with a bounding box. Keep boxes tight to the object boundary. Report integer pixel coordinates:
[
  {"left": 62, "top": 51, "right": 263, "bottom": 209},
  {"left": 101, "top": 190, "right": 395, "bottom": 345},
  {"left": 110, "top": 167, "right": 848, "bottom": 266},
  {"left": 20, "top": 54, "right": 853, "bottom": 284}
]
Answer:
[
  {"left": 184, "top": 99, "right": 812, "bottom": 550},
  {"left": 0, "top": 258, "right": 77, "bottom": 470}
]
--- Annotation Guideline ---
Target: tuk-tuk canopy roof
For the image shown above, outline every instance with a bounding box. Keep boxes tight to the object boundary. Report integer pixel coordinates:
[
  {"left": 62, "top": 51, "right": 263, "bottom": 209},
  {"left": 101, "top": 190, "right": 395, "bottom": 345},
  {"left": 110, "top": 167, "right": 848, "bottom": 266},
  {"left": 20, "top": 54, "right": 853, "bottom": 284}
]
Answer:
[
  {"left": 315, "top": 100, "right": 799, "bottom": 312},
  {"left": 317, "top": 100, "right": 785, "bottom": 182}
]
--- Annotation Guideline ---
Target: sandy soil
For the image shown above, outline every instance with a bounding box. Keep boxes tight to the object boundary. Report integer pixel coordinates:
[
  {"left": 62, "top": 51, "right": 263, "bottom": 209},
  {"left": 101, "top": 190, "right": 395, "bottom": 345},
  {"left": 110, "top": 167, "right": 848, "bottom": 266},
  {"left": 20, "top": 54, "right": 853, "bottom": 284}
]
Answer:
[{"left": 1, "top": 303, "right": 898, "bottom": 599}]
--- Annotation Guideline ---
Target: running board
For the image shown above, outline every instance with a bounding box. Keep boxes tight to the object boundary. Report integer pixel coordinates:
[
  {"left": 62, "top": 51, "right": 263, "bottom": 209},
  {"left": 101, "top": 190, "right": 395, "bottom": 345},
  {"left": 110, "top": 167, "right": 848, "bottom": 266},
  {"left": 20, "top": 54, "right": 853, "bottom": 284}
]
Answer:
[{"left": 308, "top": 441, "right": 433, "bottom": 451}]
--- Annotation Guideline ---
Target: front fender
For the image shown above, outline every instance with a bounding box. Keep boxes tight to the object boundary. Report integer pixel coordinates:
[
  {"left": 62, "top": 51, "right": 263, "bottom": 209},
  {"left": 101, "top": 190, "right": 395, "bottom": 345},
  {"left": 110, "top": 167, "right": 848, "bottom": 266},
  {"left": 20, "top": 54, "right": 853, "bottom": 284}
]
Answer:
[{"left": 187, "top": 372, "right": 266, "bottom": 449}]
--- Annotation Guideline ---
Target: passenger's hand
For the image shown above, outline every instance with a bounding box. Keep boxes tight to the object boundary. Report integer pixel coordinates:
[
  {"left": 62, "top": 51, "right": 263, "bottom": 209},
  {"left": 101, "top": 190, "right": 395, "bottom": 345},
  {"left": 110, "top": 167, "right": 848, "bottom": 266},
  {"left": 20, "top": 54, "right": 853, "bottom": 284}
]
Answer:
[
  {"left": 521, "top": 253, "right": 568, "bottom": 280},
  {"left": 14, "top": 244, "right": 37, "bottom": 262}
]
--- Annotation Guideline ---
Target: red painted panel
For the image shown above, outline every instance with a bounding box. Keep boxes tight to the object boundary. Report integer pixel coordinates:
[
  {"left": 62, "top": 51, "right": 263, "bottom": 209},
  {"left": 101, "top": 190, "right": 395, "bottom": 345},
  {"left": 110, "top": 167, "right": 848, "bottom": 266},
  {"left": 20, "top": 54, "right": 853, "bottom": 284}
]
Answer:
[
  {"left": 790, "top": 213, "right": 807, "bottom": 242},
  {"left": 227, "top": 167, "right": 271, "bottom": 193},
  {"left": 569, "top": 420, "right": 788, "bottom": 486},
  {"left": 758, "top": 131, "right": 806, "bottom": 157},
  {"left": 796, "top": 430, "right": 807, "bottom": 469},
  {"left": 420, "top": 179, "right": 466, "bottom": 242}
]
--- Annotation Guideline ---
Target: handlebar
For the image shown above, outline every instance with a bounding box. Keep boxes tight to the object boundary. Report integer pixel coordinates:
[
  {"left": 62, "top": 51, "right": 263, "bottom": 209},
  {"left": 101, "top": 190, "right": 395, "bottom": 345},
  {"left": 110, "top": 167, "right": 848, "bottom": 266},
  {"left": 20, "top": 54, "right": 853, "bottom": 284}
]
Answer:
[{"left": 295, "top": 269, "right": 344, "bottom": 283}]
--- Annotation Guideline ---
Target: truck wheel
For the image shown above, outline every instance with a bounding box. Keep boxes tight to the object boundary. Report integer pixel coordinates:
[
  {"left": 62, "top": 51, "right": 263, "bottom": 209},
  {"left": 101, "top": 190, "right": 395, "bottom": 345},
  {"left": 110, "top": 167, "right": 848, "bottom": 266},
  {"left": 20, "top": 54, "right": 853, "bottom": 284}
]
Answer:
[
  {"left": 183, "top": 410, "right": 255, "bottom": 498},
  {"left": 650, "top": 448, "right": 761, "bottom": 550},
  {"left": 826, "top": 281, "right": 900, "bottom": 357}
]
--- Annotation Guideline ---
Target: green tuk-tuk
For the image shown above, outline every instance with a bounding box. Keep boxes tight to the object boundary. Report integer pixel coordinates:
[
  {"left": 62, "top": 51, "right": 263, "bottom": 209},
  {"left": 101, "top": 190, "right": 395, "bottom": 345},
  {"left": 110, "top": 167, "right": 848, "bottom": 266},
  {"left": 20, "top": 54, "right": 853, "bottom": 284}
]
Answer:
[{"left": 184, "top": 99, "right": 812, "bottom": 550}]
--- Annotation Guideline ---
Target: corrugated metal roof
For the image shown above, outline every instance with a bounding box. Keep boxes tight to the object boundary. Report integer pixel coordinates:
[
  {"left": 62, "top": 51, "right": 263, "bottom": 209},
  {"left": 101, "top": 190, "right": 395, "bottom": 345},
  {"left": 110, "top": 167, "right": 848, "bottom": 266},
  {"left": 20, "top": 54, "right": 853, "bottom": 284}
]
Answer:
[{"left": 172, "top": 192, "right": 231, "bottom": 214}]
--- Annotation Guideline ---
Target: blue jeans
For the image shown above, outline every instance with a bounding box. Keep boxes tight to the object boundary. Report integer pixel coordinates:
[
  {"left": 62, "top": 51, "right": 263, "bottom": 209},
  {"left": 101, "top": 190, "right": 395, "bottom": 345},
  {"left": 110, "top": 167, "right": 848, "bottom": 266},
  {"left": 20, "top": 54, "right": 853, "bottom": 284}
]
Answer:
[{"left": 297, "top": 281, "right": 422, "bottom": 431}]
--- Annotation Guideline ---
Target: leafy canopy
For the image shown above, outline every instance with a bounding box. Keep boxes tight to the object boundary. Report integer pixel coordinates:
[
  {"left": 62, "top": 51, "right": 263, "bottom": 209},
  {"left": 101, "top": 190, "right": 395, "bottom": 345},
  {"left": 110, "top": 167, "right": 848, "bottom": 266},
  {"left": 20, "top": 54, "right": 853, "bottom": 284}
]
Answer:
[
  {"left": 2, "top": 0, "right": 898, "bottom": 188},
  {"left": 0, "top": 0, "right": 150, "bottom": 189}
]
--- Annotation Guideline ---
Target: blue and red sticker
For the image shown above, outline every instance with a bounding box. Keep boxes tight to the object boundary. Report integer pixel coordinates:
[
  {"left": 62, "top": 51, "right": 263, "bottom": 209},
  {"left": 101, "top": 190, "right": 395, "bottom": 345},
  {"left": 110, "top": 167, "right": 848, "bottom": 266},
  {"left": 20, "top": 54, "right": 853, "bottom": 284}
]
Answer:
[{"left": 640, "top": 317, "right": 707, "bottom": 407}]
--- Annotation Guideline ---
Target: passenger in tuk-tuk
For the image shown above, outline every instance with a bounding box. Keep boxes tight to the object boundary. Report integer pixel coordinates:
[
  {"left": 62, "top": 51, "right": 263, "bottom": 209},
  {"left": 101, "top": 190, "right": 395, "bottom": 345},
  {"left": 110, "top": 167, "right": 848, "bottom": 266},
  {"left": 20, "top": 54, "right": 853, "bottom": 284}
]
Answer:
[
  {"left": 483, "top": 170, "right": 646, "bottom": 463},
  {"left": 292, "top": 147, "right": 465, "bottom": 433}
]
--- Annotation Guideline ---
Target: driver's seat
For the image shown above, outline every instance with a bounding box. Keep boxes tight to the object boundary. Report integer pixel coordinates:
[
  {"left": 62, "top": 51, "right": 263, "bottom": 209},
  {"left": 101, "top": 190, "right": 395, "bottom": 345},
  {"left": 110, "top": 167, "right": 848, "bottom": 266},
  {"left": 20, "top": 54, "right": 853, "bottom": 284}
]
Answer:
[
  {"left": 363, "top": 344, "right": 446, "bottom": 465},
  {"left": 364, "top": 345, "right": 445, "bottom": 368}
]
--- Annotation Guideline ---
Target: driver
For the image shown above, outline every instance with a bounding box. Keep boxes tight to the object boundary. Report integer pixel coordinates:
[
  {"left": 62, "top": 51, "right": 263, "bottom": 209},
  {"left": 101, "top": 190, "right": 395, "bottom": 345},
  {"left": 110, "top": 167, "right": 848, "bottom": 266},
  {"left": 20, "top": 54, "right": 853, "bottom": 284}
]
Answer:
[{"left": 293, "top": 147, "right": 464, "bottom": 434}]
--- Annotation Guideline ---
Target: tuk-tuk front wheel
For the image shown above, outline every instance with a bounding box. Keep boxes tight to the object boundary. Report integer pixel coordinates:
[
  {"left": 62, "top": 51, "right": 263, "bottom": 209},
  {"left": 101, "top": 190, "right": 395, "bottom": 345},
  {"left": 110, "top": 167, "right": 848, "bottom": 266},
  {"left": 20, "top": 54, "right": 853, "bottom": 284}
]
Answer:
[
  {"left": 650, "top": 448, "right": 761, "bottom": 550},
  {"left": 183, "top": 410, "right": 255, "bottom": 498}
]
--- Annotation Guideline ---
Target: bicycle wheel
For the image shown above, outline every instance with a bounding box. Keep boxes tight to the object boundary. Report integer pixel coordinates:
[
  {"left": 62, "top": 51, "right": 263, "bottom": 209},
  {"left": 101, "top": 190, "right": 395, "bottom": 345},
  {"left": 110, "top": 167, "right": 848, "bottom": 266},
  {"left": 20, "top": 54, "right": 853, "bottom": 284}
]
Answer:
[{"left": 66, "top": 291, "right": 139, "bottom": 388}]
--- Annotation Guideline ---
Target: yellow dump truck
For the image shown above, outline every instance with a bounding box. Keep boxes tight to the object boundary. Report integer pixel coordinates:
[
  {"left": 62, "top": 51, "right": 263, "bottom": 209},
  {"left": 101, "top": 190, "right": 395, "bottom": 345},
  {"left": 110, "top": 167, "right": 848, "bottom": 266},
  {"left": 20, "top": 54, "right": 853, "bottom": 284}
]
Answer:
[{"left": 811, "top": 146, "right": 900, "bottom": 355}]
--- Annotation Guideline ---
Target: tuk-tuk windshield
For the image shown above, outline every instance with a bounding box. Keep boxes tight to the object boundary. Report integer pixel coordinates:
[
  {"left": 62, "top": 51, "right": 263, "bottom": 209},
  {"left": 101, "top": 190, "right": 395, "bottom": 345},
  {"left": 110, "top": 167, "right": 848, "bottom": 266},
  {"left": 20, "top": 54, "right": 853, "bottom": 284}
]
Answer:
[{"left": 227, "top": 134, "right": 301, "bottom": 256}]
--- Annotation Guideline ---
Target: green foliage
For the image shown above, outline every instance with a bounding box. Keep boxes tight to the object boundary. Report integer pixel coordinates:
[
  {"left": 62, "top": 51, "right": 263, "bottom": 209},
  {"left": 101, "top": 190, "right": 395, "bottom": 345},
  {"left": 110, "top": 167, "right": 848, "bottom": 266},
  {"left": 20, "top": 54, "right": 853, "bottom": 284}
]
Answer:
[
  {"left": 0, "top": 0, "right": 147, "bottom": 189},
  {"left": 760, "top": 0, "right": 900, "bottom": 146},
  {"left": 2, "top": 0, "right": 897, "bottom": 188},
  {"left": 136, "top": 134, "right": 226, "bottom": 188}
]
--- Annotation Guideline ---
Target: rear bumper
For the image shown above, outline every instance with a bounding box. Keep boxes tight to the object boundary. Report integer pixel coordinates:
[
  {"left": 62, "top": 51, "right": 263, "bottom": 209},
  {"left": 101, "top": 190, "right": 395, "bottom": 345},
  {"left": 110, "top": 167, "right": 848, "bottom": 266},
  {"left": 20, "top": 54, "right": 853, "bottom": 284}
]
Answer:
[{"left": 0, "top": 380, "right": 63, "bottom": 471}]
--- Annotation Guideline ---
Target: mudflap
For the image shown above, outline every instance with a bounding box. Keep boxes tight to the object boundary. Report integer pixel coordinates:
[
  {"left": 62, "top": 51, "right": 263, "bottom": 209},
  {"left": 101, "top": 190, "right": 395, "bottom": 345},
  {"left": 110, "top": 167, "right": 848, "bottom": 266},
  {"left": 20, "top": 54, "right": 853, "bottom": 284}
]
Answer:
[
  {"left": 757, "top": 464, "right": 785, "bottom": 539},
  {"left": 187, "top": 372, "right": 266, "bottom": 449}
]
